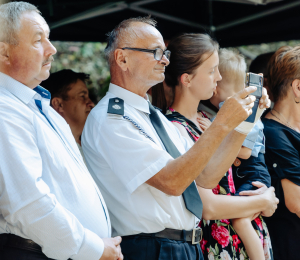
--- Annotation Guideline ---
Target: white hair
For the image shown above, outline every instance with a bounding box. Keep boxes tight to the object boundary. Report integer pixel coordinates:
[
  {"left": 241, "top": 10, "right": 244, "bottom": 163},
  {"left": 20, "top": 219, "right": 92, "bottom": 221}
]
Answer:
[{"left": 0, "top": 1, "right": 40, "bottom": 45}]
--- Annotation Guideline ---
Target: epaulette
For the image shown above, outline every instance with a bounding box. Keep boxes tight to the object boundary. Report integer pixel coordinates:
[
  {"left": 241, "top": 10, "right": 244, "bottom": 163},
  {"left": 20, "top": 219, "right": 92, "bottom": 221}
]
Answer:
[{"left": 107, "top": 98, "right": 124, "bottom": 115}]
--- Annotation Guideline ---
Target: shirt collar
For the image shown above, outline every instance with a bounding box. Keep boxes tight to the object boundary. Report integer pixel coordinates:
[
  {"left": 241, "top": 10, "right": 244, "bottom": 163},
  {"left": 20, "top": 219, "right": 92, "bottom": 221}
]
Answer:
[
  {"left": 0, "top": 72, "right": 51, "bottom": 104},
  {"left": 108, "top": 83, "right": 150, "bottom": 114}
]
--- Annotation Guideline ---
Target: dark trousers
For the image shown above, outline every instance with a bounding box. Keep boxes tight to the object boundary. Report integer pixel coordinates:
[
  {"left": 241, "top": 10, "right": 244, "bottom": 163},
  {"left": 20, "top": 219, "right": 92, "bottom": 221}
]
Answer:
[{"left": 121, "top": 235, "right": 204, "bottom": 260}]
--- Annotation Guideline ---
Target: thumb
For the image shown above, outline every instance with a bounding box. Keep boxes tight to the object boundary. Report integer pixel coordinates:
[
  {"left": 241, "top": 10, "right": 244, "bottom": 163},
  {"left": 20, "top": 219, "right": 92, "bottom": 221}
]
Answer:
[
  {"left": 251, "top": 181, "right": 265, "bottom": 188},
  {"left": 113, "top": 236, "right": 122, "bottom": 246}
]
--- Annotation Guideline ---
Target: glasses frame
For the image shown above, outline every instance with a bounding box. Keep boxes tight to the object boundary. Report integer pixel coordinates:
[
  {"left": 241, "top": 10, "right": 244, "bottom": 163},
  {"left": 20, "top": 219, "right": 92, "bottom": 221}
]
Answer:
[{"left": 121, "top": 47, "right": 171, "bottom": 61}]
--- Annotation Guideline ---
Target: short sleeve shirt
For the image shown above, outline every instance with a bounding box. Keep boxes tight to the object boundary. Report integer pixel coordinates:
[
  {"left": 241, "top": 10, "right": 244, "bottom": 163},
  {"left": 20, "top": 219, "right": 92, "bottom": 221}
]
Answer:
[
  {"left": 262, "top": 118, "right": 300, "bottom": 260},
  {"left": 82, "top": 83, "right": 197, "bottom": 237}
]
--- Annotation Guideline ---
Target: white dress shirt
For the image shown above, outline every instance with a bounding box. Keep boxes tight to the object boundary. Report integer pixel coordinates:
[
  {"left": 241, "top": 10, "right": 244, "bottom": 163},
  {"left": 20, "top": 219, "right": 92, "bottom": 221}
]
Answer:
[
  {"left": 0, "top": 72, "right": 110, "bottom": 260},
  {"left": 82, "top": 83, "right": 197, "bottom": 237}
]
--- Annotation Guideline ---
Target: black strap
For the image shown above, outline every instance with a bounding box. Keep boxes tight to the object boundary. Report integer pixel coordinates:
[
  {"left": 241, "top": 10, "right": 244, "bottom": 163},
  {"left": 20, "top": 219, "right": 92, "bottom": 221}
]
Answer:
[{"left": 148, "top": 103, "right": 202, "bottom": 219}]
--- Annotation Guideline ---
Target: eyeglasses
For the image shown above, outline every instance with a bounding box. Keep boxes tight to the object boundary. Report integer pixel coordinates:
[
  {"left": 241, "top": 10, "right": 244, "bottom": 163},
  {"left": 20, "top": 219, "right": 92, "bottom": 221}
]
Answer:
[{"left": 121, "top": 47, "right": 171, "bottom": 61}]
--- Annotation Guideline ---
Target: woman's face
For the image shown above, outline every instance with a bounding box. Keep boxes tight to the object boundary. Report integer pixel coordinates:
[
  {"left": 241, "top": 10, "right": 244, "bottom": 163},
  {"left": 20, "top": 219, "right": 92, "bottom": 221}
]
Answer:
[{"left": 188, "top": 51, "right": 222, "bottom": 100}]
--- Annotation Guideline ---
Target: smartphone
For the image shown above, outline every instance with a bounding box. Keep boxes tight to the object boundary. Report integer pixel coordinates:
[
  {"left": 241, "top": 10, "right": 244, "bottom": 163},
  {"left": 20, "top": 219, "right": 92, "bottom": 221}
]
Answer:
[{"left": 245, "top": 72, "right": 263, "bottom": 123}]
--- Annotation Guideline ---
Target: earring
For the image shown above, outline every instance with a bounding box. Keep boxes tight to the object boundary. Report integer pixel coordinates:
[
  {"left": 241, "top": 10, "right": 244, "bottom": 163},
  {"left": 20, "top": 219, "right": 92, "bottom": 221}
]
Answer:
[{"left": 295, "top": 97, "right": 300, "bottom": 104}]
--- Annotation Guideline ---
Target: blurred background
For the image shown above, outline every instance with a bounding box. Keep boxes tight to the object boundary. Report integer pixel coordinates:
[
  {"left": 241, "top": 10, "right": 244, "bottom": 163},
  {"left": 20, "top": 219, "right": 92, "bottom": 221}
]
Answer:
[{"left": 2, "top": 0, "right": 300, "bottom": 102}]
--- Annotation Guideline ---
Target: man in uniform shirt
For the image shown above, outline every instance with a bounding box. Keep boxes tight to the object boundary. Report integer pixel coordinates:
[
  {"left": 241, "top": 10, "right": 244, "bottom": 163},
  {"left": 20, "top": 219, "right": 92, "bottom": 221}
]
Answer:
[
  {"left": 82, "top": 17, "right": 278, "bottom": 260},
  {"left": 0, "top": 2, "right": 122, "bottom": 260}
]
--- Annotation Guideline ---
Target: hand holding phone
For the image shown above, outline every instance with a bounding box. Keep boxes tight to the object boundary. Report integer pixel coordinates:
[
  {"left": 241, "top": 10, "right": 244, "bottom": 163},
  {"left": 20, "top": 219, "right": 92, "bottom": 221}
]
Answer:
[{"left": 245, "top": 72, "right": 263, "bottom": 123}]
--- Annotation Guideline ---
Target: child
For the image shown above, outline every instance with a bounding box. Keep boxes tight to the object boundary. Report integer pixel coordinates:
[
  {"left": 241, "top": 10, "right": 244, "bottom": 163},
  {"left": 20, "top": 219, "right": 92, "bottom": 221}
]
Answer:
[{"left": 210, "top": 49, "right": 271, "bottom": 260}]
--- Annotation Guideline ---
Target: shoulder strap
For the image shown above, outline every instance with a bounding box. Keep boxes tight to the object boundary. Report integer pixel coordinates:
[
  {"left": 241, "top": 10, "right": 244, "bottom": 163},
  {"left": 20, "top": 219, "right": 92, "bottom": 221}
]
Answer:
[{"left": 107, "top": 98, "right": 124, "bottom": 115}]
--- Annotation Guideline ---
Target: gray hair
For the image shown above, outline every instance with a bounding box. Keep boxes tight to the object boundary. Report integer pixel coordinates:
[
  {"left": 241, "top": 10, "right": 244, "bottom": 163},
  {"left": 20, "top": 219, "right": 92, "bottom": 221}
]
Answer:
[
  {"left": 104, "top": 16, "right": 157, "bottom": 65},
  {"left": 0, "top": 1, "right": 40, "bottom": 45}
]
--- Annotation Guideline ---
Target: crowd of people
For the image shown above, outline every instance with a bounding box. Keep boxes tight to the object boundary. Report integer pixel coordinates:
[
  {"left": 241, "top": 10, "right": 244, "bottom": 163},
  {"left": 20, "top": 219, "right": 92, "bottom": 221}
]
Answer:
[{"left": 0, "top": 1, "right": 298, "bottom": 260}]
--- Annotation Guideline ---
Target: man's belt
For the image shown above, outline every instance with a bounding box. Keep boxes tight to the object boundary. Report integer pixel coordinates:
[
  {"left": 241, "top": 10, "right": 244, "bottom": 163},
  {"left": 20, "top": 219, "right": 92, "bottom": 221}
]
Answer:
[
  {"left": 0, "top": 234, "right": 71, "bottom": 259},
  {"left": 126, "top": 227, "right": 203, "bottom": 245},
  {"left": 0, "top": 234, "right": 43, "bottom": 254}
]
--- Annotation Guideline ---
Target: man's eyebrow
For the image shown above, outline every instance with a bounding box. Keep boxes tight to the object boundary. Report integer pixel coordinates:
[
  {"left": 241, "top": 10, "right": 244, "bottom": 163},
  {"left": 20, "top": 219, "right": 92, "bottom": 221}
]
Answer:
[
  {"left": 150, "top": 45, "right": 166, "bottom": 50},
  {"left": 78, "top": 90, "right": 88, "bottom": 95}
]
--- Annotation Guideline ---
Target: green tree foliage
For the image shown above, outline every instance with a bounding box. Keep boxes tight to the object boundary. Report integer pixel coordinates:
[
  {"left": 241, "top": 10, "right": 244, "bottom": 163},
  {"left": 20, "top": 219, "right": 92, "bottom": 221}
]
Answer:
[
  {"left": 50, "top": 41, "right": 110, "bottom": 103},
  {"left": 50, "top": 40, "right": 300, "bottom": 103}
]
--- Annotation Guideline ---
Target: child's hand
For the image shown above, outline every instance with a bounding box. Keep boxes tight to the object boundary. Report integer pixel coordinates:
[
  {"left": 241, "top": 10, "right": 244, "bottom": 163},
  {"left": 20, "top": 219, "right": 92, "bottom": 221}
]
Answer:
[{"left": 197, "top": 117, "right": 211, "bottom": 132}]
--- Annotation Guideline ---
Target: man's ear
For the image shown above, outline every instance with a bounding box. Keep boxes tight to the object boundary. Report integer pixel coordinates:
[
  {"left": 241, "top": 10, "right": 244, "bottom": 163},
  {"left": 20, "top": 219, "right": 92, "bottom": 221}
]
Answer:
[
  {"left": 114, "top": 49, "right": 128, "bottom": 72},
  {"left": 51, "top": 97, "right": 64, "bottom": 114},
  {"left": 0, "top": 42, "right": 10, "bottom": 65},
  {"left": 180, "top": 73, "right": 191, "bottom": 88}
]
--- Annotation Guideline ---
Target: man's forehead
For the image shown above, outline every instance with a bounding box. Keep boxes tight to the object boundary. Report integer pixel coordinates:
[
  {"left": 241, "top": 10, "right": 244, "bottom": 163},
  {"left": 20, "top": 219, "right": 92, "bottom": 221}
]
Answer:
[
  {"left": 21, "top": 11, "right": 50, "bottom": 35},
  {"left": 130, "top": 23, "right": 165, "bottom": 48}
]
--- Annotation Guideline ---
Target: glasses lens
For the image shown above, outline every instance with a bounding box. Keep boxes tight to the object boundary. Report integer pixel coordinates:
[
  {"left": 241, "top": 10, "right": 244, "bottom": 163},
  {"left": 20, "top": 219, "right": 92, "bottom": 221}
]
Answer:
[
  {"left": 164, "top": 50, "right": 171, "bottom": 60},
  {"left": 154, "top": 48, "right": 163, "bottom": 61}
]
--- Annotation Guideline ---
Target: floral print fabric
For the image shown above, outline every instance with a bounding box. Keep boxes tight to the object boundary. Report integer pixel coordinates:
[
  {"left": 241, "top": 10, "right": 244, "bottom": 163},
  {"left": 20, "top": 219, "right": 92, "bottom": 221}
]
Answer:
[{"left": 165, "top": 108, "right": 273, "bottom": 260}]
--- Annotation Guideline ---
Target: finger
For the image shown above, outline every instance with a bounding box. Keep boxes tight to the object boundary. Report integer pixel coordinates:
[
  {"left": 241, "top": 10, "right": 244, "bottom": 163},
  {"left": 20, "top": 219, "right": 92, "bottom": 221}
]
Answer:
[
  {"left": 118, "top": 252, "right": 124, "bottom": 260},
  {"left": 113, "top": 236, "right": 122, "bottom": 246},
  {"left": 276, "top": 198, "right": 279, "bottom": 204},
  {"left": 251, "top": 181, "right": 266, "bottom": 188},
  {"left": 116, "top": 245, "right": 122, "bottom": 258},
  {"left": 239, "top": 190, "right": 259, "bottom": 196},
  {"left": 269, "top": 186, "right": 275, "bottom": 192},
  {"left": 238, "top": 85, "right": 257, "bottom": 99},
  {"left": 244, "top": 95, "right": 256, "bottom": 105}
]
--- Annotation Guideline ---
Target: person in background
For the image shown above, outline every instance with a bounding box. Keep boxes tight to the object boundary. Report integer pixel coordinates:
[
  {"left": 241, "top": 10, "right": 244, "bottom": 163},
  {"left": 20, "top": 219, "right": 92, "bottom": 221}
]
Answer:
[
  {"left": 42, "top": 69, "right": 95, "bottom": 161},
  {"left": 0, "top": 2, "right": 122, "bottom": 260},
  {"left": 210, "top": 48, "right": 271, "bottom": 260},
  {"left": 198, "top": 51, "right": 275, "bottom": 115},
  {"left": 263, "top": 46, "right": 300, "bottom": 260}
]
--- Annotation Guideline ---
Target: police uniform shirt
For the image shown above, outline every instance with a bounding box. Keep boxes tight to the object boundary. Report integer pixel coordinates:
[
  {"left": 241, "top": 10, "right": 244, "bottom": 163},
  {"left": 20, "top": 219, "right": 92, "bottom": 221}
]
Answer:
[{"left": 82, "top": 83, "right": 198, "bottom": 237}]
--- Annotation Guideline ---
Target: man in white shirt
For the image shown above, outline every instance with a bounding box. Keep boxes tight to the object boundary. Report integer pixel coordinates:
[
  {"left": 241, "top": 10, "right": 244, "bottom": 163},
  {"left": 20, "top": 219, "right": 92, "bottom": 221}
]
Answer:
[
  {"left": 42, "top": 69, "right": 95, "bottom": 163},
  {"left": 0, "top": 2, "right": 122, "bottom": 260},
  {"left": 82, "top": 17, "right": 277, "bottom": 260}
]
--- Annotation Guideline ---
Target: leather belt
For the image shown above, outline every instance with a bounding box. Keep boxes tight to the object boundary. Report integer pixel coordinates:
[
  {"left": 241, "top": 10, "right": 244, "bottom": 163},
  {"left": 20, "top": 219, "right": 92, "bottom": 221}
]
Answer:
[
  {"left": 0, "top": 234, "right": 43, "bottom": 254},
  {"left": 127, "top": 227, "right": 203, "bottom": 245},
  {"left": 0, "top": 234, "right": 70, "bottom": 259}
]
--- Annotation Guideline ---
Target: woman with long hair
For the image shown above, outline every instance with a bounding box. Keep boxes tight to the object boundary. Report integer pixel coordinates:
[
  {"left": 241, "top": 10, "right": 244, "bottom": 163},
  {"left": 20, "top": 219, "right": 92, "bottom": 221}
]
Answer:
[{"left": 153, "top": 33, "right": 273, "bottom": 260}]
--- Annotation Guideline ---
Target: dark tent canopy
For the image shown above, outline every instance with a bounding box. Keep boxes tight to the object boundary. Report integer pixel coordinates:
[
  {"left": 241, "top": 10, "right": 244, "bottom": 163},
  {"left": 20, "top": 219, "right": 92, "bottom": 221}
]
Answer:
[{"left": 15, "top": 0, "right": 300, "bottom": 47}]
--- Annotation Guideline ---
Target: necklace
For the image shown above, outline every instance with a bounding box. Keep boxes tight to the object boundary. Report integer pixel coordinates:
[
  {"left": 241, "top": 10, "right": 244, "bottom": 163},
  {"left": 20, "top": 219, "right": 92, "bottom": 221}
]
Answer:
[{"left": 271, "top": 109, "right": 298, "bottom": 132}]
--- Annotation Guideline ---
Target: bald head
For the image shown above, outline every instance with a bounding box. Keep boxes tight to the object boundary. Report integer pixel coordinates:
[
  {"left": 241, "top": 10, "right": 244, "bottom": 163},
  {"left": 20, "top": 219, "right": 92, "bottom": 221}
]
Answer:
[{"left": 104, "top": 17, "right": 157, "bottom": 65}]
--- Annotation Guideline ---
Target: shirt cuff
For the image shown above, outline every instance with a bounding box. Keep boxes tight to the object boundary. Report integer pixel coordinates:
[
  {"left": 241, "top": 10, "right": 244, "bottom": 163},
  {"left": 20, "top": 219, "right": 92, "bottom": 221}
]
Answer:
[
  {"left": 71, "top": 228, "right": 104, "bottom": 260},
  {"left": 242, "top": 138, "right": 255, "bottom": 150}
]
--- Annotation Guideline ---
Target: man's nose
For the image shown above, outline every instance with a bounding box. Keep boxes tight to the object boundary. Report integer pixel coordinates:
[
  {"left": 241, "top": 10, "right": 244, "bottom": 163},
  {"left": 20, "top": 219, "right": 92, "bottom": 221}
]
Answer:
[
  {"left": 87, "top": 98, "right": 95, "bottom": 108},
  {"left": 45, "top": 39, "right": 57, "bottom": 56},
  {"left": 160, "top": 54, "right": 170, "bottom": 66}
]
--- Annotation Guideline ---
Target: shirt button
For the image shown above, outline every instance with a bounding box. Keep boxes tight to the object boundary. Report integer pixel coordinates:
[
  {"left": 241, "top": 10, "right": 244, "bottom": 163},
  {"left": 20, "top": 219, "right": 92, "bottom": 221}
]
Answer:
[{"left": 273, "top": 163, "right": 277, "bottom": 168}]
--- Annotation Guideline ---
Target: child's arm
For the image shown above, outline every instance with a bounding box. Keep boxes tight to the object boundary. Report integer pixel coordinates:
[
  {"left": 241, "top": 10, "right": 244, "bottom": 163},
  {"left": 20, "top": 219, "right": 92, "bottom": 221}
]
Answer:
[
  {"left": 232, "top": 216, "right": 265, "bottom": 260},
  {"left": 237, "top": 146, "right": 252, "bottom": 159}
]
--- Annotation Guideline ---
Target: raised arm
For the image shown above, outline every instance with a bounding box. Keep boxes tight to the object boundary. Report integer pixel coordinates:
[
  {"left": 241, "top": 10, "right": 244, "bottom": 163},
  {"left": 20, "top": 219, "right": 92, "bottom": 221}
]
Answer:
[
  {"left": 147, "top": 86, "right": 261, "bottom": 195},
  {"left": 195, "top": 87, "right": 269, "bottom": 188}
]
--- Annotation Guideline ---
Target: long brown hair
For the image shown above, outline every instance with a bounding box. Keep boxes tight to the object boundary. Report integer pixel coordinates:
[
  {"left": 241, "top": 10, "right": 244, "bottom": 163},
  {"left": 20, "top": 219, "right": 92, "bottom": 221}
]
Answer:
[{"left": 152, "top": 33, "right": 219, "bottom": 113}]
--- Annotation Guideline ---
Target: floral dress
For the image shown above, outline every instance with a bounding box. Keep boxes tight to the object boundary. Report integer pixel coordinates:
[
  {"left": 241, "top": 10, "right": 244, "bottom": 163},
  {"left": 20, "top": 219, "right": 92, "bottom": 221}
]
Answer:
[{"left": 166, "top": 108, "right": 273, "bottom": 260}]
